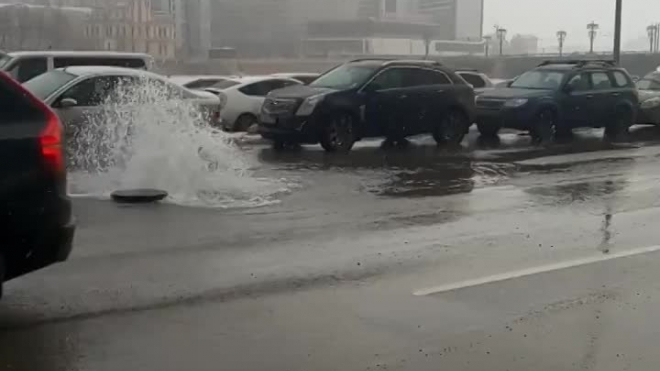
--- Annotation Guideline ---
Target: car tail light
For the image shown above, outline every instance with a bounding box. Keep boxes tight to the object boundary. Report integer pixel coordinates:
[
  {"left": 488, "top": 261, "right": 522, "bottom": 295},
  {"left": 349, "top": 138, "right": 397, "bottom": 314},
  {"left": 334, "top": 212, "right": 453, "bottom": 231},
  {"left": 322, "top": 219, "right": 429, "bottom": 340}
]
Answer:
[
  {"left": 0, "top": 72, "right": 65, "bottom": 174},
  {"left": 40, "top": 111, "right": 64, "bottom": 174}
]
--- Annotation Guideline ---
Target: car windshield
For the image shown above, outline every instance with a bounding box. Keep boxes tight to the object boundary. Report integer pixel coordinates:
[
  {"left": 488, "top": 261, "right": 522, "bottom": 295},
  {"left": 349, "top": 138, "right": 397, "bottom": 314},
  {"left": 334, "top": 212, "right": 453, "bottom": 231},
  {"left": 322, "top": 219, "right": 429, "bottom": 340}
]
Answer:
[
  {"left": 309, "top": 64, "right": 377, "bottom": 89},
  {"left": 23, "top": 70, "right": 77, "bottom": 100},
  {"left": 0, "top": 54, "right": 11, "bottom": 69},
  {"left": 637, "top": 75, "right": 660, "bottom": 90},
  {"left": 510, "top": 70, "right": 566, "bottom": 90}
]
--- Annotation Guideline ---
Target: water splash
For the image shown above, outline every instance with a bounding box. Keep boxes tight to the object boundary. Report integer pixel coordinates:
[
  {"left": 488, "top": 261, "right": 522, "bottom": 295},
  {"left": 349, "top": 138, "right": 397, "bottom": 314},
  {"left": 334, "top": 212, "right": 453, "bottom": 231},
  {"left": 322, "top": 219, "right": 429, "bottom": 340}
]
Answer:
[{"left": 68, "top": 77, "right": 287, "bottom": 208}]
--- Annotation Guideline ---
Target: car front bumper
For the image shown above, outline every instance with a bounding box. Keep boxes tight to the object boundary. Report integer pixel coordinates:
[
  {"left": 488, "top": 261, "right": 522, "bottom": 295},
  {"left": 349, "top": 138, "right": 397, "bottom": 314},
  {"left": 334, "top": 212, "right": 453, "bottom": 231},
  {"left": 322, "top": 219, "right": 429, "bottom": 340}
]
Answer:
[
  {"left": 258, "top": 113, "right": 321, "bottom": 144},
  {"left": 476, "top": 105, "right": 539, "bottom": 130}
]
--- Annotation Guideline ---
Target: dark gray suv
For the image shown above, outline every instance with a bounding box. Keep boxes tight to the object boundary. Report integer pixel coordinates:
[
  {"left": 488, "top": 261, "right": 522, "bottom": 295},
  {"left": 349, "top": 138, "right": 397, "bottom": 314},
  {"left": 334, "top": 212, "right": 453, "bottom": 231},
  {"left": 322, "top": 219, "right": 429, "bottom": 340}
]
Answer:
[{"left": 258, "top": 59, "right": 475, "bottom": 152}]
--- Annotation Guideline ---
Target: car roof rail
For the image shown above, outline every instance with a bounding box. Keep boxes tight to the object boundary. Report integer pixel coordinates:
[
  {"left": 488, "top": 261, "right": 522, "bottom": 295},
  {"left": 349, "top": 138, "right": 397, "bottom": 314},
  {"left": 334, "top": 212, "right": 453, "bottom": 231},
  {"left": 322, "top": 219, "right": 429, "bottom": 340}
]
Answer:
[
  {"left": 538, "top": 59, "right": 617, "bottom": 68},
  {"left": 383, "top": 59, "right": 443, "bottom": 66},
  {"left": 455, "top": 68, "right": 480, "bottom": 72},
  {"left": 349, "top": 58, "right": 396, "bottom": 63}
]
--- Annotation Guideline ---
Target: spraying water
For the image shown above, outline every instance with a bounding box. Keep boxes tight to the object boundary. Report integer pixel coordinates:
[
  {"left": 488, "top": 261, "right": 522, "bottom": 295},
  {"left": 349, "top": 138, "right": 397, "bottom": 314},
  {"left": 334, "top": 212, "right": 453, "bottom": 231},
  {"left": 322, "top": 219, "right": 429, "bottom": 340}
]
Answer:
[{"left": 68, "top": 76, "right": 287, "bottom": 208}]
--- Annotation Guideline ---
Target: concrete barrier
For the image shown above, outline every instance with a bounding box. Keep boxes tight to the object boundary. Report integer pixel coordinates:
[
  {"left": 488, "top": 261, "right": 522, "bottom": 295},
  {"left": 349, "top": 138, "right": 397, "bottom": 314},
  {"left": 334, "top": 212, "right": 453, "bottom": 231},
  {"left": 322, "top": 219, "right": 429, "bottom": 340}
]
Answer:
[{"left": 160, "top": 53, "right": 660, "bottom": 79}]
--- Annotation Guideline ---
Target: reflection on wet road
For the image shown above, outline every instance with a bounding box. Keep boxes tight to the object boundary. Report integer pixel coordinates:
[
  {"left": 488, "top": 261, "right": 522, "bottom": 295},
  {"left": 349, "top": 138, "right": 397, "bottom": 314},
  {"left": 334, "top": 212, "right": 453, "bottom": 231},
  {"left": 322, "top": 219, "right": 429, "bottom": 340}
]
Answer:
[{"left": 7, "top": 126, "right": 660, "bottom": 371}]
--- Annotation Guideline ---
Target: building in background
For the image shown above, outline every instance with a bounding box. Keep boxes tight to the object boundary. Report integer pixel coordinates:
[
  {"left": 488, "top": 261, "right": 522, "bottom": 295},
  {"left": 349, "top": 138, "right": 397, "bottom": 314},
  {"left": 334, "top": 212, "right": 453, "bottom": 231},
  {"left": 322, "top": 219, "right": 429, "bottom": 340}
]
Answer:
[
  {"left": 509, "top": 34, "right": 539, "bottom": 55},
  {"left": 208, "top": 0, "right": 484, "bottom": 58},
  {"left": 152, "top": 0, "right": 211, "bottom": 60},
  {"left": 14, "top": 0, "right": 177, "bottom": 60},
  {"left": 417, "top": 0, "right": 484, "bottom": 40},
  {"left": 0, "top": 2, "right": 92, "bottom": 50}
]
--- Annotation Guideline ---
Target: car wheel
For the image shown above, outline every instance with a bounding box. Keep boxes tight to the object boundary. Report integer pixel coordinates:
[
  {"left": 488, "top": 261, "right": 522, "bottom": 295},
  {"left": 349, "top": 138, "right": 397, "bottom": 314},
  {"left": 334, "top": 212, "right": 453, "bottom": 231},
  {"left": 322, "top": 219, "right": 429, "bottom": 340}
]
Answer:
[
  {"left": 434, "top": 110, "right": 469, "bottom": 146},
  {"left": 477, "top": 123, "right": 500, "bottom": 137},
  {"left": 530, "top": 109, "right": 556, "bottom": 144},
  {"left": 234, "top": 114, "right": 258, "bottom": 132},
  {"left": 605, "top": 108, "right": 632, "bottom": 141},
  {"left": 320, "top": 113, "right": 355, "bottom": 153}
]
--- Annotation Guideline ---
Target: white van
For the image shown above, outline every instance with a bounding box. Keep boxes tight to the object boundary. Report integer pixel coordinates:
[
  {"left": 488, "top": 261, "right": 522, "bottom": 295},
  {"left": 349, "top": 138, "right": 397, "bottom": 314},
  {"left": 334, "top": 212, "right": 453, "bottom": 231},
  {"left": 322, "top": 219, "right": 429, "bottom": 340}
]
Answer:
[{"left": 0, "top": 51, "right": 154, "bottom": 82}]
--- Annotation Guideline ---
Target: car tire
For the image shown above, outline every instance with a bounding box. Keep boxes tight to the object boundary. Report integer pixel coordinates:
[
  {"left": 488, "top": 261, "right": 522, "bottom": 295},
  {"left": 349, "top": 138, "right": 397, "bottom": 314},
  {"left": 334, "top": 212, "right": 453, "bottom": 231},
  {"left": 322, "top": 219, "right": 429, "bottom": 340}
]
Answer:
[
  {"left": 530, "top": 109, "right": 556, "bottom": 144},
  {"left": 234, "top": 114, "right": 258, "bottom": 132},
  {"left": 605, "top": 108, "right": 632, "bottom": 141},
  {"left": 477, "top": 123, "right": 500, "bottom": 137},
  {"left": 320, "top": 113, "right": 355, "bottom": 153},
  {"left": 434, "top": 110, "right": 470, "bottom": 146}
]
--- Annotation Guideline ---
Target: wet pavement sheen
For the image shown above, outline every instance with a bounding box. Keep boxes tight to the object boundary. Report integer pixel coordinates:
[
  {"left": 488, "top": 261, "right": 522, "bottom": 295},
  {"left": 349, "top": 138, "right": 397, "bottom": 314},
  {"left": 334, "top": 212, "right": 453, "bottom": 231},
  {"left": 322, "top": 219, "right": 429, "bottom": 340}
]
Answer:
[{"left": 6, "top": 127, "right": 660, "bottom": 370}]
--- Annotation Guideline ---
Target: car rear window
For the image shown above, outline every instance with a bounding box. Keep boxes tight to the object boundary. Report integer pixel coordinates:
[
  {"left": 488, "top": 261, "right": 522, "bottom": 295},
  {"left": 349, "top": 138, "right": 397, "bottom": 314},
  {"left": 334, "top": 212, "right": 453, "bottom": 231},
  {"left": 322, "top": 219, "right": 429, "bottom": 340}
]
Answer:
[
  {"left": 459, "top": 73, "right": 487, "bottom": 88},
  {"left": 185, "top": 79, "right": 238, "bottom": 90},
  {"left": 0, "top": 74, "right": 43, "bottom": 124},
  {"left": 23, "top": 70, "right": 78, "bottom": 101}
]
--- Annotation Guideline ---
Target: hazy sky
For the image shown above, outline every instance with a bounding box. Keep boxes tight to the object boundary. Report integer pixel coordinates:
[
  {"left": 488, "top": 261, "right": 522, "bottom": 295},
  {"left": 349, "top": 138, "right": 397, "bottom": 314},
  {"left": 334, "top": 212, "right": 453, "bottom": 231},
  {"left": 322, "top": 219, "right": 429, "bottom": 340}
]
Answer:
[{"left": 484, "top": 0, "right": 660, "bottom": 51}]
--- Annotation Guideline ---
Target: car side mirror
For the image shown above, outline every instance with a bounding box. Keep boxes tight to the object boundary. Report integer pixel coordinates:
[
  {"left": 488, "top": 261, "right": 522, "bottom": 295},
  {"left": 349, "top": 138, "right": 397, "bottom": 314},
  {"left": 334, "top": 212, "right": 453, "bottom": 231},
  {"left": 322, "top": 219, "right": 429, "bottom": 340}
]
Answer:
[
  {"left": 506, "top": 80, "right": 513, "bottom": 87},
  {"left": 58, "top": 98, "right": 78, "bottom": 108},
  {"left": 562, "top": 85, "right": 575, "bottom": 94},
  {"left": 632, "top": 75, "right": 640, "bottom": 83}
]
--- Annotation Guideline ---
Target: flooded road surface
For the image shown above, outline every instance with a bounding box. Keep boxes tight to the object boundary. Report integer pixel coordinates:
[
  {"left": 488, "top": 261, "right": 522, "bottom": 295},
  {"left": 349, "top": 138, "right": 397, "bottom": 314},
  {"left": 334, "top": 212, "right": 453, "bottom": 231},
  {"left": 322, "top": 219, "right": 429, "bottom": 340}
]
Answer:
[{"left": 5, "top": 127, "right": 660, "bottom": 370}]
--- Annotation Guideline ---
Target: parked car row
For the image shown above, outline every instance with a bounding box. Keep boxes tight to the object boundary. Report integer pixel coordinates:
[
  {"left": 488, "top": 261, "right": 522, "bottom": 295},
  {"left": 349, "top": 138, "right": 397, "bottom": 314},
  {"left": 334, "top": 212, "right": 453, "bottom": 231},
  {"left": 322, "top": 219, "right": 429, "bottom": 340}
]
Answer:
[{"left": 252, "top": 58, "right": 654, "bottom": 152}]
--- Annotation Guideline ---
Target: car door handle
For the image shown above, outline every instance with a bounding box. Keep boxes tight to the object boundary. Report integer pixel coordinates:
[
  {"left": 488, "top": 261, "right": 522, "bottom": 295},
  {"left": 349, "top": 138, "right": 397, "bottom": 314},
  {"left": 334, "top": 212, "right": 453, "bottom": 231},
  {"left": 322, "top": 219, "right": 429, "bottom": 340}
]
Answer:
[
  {"left": 611, "top": 92, "right": 620, "bottom": 96},
  {"left": 586, "top": 95, "right": 594, "bottom": 99},
  {"left": 399, "top": 95, "right": 408, "bottom": 99}
]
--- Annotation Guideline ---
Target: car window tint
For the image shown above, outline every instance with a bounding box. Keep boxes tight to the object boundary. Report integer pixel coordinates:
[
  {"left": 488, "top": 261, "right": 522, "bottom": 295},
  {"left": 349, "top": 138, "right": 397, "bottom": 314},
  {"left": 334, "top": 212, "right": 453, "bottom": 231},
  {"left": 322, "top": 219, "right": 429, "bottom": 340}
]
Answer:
[
  {"left": 23, "top": 70, "right": 77, "bottom": 101},
  {"left": 54, "top": 57, "right": 146, "bottom": 69},
  {"left": 590, "top": 72, "right": 613, "bottom": 90},
  {"left": 405, "top": 69, "right": 452, "bottom": 87},
  {"left": 0, "top": 78, "right": 42, "bottom": 124},
  {"left": 458, "top": 73, "right": 486, "bottom": 88},
  {"left": 16, "top": 58, "right": 48, "bottom": 82},
  {"left": 239, "top": 82, "right": 266, "bottom": 96},
  {"left": 611, "top": 71, "right": 630, "bottom": 88},
  {"left": 59, "top": 76, "right": 118, "bottom": 106},
  {"left": 239, "top": 80, "right": 291, "bottom": 96},
  {"left": 566, "top": 73, "right": 591, "bottom": 91},
  {"left": 368, "top": 68, "right": 407, "bottom": 90}
]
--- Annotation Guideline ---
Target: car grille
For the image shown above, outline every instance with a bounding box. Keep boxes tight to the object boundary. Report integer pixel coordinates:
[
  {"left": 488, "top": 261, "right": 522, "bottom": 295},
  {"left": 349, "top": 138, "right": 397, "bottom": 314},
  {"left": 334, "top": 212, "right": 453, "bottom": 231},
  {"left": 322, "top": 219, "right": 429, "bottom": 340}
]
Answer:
[
  {"left": 476, "top": 99, "right": 506, "bottom": 110},
  {"left": 263, "top": 98, "right": 299, "bottom": 115}
]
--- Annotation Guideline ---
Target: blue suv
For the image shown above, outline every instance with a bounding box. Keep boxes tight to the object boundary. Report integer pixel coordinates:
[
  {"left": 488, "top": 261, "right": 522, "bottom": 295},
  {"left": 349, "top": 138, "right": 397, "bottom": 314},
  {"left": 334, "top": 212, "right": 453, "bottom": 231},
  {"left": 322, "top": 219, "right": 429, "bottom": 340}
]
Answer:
[{"left": 475, "top": 60, "right": 639, "bottom": 142}]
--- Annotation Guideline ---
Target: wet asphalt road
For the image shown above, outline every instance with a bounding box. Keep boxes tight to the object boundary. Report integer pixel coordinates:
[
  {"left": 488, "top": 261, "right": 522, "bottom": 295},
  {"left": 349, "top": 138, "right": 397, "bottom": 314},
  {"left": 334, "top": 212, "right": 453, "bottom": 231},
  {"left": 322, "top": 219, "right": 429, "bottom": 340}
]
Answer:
[{"left": 6, "top": 127, "right": 660, "bottom": 370}]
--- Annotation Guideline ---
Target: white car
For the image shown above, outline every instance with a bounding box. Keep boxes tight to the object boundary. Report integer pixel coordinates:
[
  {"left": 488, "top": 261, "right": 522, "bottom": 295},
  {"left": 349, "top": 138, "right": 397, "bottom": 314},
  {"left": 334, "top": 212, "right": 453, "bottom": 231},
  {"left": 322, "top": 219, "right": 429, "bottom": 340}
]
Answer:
[
  {"left": 270, "top": 72, "right": 320, "bottom": 85},
  {"left": 203, "top": 76, "right": 302, "bottom": 131}
]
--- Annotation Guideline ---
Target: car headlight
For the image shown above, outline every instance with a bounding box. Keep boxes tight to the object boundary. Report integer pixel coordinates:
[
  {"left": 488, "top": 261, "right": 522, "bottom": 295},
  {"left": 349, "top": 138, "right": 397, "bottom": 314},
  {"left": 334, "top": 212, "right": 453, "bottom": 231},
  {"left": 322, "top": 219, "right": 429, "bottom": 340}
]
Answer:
[
  {"left": 641, "top": 97, "right": 660, "bottom": 109},
  {"left": 296, "top": 94, "right": 325, "bottom": 116},
  {"left": 503, "top": 98, "right": 529, "bottom": 108}
]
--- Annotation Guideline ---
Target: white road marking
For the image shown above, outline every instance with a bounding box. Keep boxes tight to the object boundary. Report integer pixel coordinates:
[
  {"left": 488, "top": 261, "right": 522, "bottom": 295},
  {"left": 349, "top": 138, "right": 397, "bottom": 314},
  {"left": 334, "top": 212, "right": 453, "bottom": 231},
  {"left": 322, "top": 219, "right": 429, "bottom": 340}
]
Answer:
[{"left": 414, "top": 245, "right": 660, "bottom": 296}]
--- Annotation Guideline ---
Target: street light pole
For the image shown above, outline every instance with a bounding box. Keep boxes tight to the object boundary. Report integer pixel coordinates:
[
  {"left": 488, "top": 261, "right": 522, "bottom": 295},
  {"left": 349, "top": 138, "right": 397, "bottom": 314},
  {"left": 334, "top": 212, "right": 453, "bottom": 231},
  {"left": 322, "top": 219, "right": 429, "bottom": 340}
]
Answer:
[
  {"left": 557, "top": 30, "right": 567, "bottom": 58},
  {"left": 613, "top": 0, "right": 622, "bottom": 64},
  {"left": 483, "top": 35, "right": 491, "bottom": 57},
  {"left": 587, "top": 21, "right": 599, "bottom": 54},
  {"left": 496, "top": 27, "right": 507, "bottom": 56}
]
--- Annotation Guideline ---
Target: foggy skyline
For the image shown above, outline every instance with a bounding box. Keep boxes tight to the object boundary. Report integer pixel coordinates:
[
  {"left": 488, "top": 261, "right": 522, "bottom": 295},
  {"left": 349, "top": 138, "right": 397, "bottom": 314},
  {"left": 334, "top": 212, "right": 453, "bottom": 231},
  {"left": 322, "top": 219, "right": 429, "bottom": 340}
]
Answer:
[{"left": 484, "top": 0, "right": 660, "bottom": 50}]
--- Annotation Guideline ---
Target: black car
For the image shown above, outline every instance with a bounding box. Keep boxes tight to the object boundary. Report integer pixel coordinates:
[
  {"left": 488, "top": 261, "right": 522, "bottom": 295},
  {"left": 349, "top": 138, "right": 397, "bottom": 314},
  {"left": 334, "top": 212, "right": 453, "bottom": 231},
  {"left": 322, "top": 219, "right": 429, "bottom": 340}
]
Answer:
[
  {"left": 0, "top": 71, "right": 74, "bottom": 298},
  {"left": 475, "top": 60, "right": 639, "bottom": 142},
  {"left": 636, "top": 71, "right": 660, "bottom": 126},
  {"left": 258, "top": 59, "right": 475, "bottom": 152}
]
